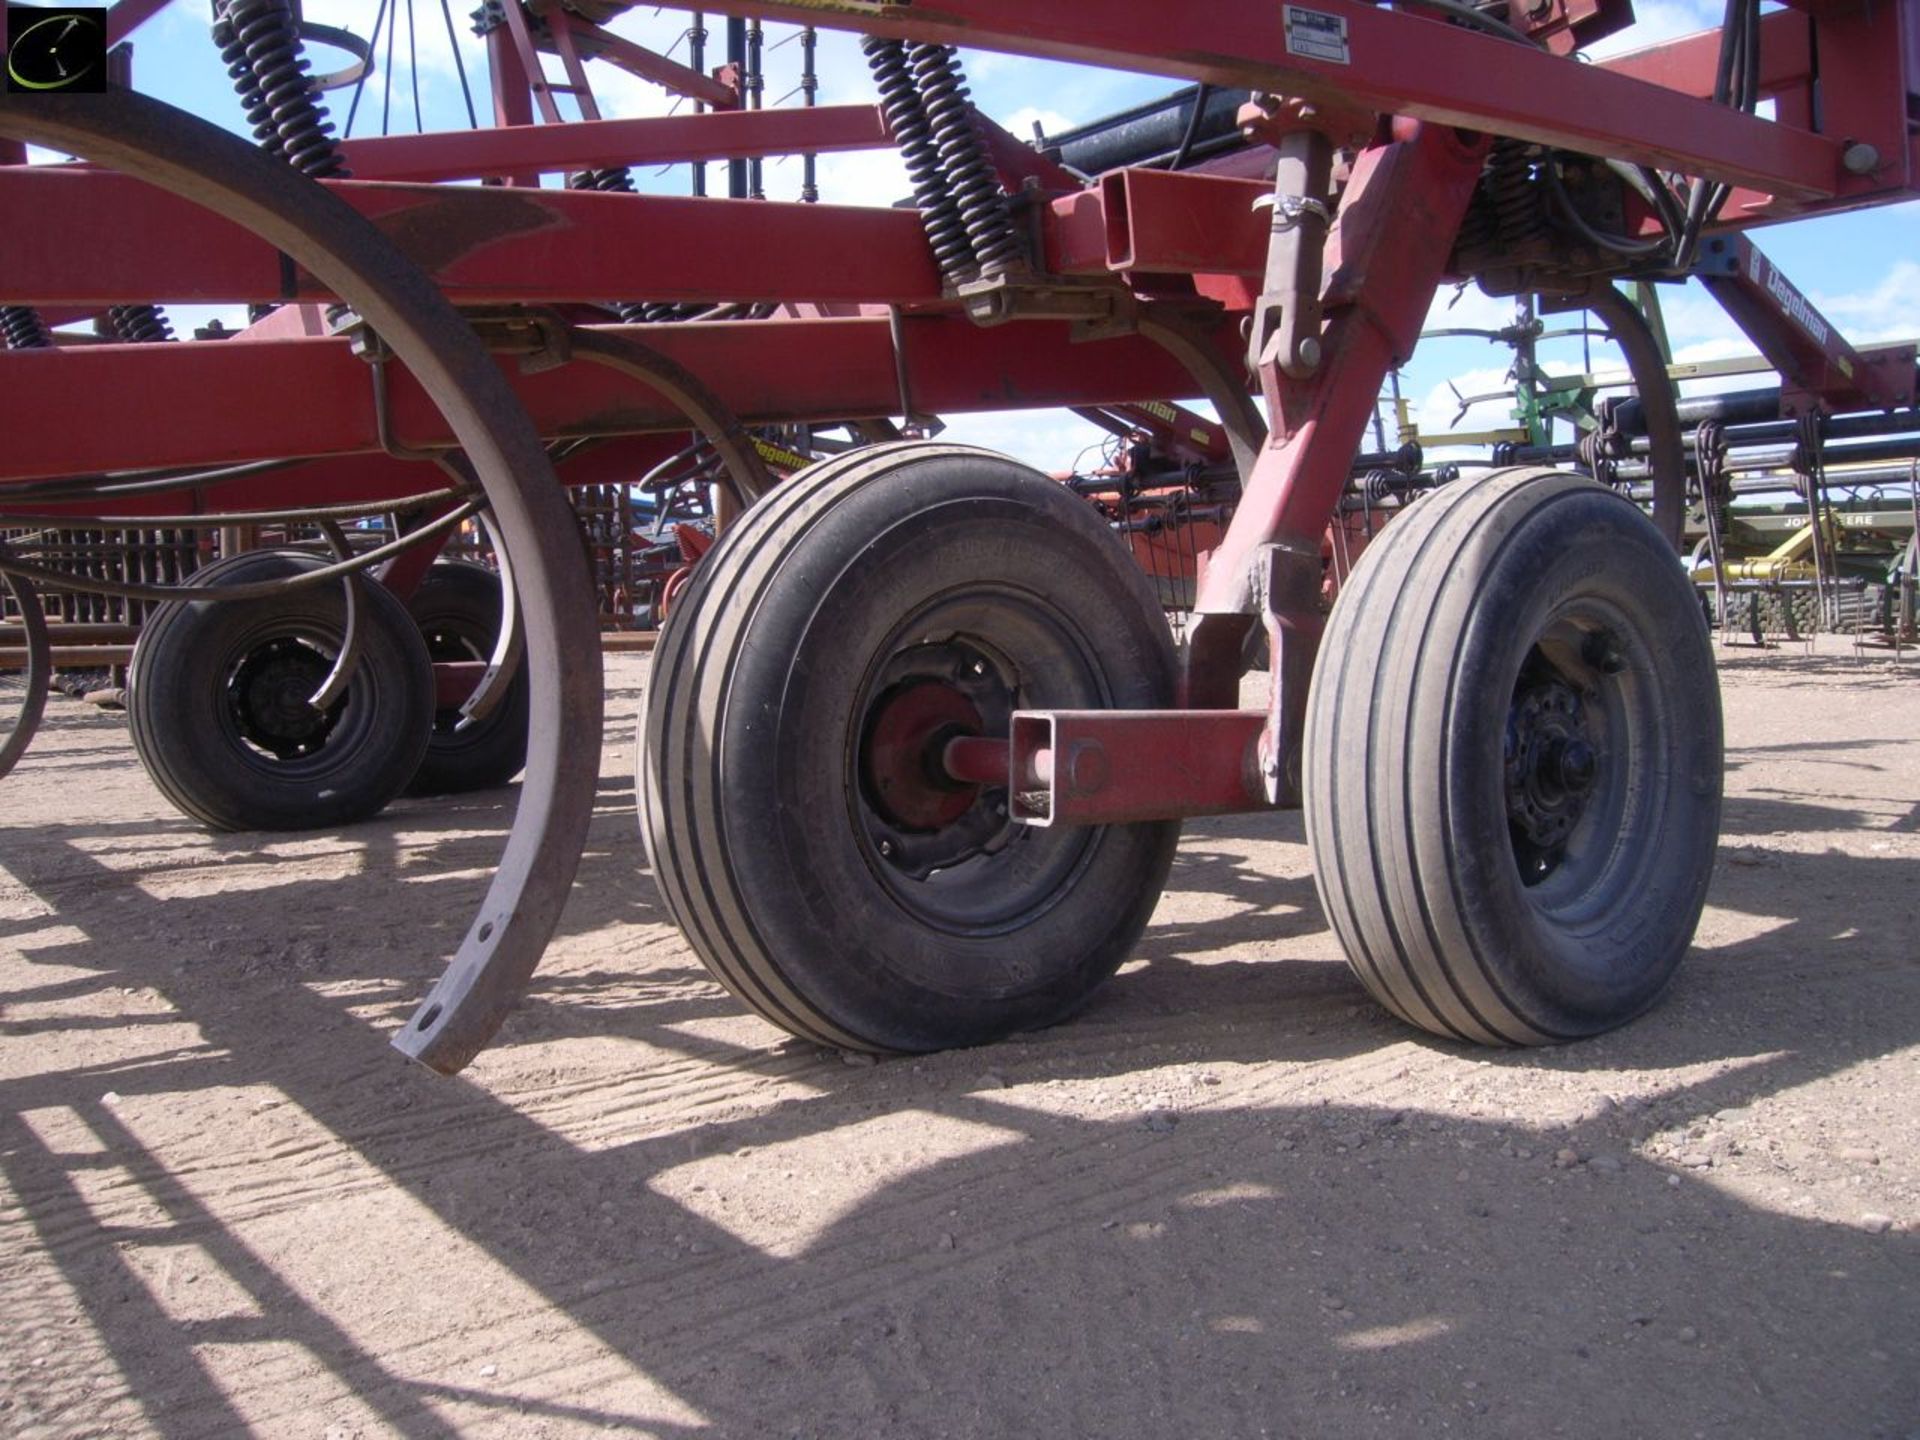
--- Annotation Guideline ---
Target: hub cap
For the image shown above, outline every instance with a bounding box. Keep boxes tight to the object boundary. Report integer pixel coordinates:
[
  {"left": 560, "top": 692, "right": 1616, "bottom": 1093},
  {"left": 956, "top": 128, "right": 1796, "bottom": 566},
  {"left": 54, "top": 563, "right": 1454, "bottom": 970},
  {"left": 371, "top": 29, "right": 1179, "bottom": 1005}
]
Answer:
[
  {"left": 1505, "top": 656, "right": 1602, "bottom": 885},
  {"left": 226, "top": 638, "right": 341, "bottom": 761}
]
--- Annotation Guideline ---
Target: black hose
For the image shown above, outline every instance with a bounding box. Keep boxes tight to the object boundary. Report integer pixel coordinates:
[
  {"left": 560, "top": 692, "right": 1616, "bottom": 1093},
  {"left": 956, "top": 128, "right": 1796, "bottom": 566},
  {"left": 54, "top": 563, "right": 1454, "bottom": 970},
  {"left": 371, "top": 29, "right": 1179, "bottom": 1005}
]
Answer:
[{"left": 1169, "top": 84, "right": 1213, "bottom": 171}]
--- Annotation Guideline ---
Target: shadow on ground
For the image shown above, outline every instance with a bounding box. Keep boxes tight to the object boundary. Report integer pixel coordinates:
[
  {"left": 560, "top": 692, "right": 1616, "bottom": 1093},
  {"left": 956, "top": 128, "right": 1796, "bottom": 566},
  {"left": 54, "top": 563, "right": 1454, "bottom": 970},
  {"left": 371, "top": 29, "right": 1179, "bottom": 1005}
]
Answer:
[{"left": 2, "top": 705, "right": 1916, "bottom": 1438}]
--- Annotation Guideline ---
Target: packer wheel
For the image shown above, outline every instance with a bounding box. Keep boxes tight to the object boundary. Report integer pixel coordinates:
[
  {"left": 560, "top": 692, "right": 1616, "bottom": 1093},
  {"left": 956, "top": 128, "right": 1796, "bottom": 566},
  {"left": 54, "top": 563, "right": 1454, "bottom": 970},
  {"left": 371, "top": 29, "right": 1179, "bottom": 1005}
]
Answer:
[
  {"left": 640, "top": 443, "right": 1180, "bottom": 1052},
  {"left": 1304, "top": 467, "right": 1723, "bottom": 1044}
]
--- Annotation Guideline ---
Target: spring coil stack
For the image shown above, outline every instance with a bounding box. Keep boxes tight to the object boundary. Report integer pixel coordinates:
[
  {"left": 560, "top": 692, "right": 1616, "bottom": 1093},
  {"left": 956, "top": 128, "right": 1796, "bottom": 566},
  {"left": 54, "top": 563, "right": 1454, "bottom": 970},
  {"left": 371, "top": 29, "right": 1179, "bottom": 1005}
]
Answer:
[
  {"left": 214, "top": 5, "right": 284, "bottom": 160},
  {"left": 212, "top": 0, "right": 348, "bottom": 326},
  {"left": 0, "top": 307, "right": 54, "bottom": 350},
  {"left": 215, "top": 0, "right": 349, "bottom": 180},
  {"left": 1456, "top": 138, "right": 1547, "bottom": 257},
  {"left": 107, "top": 306, "right": 176, "bottom": 345},
  {"left": 910, "top": 44, "right": 1024, "bottom": 280},
  {"left": 863, "top": 37, "right": 979, "bottom": 284}
]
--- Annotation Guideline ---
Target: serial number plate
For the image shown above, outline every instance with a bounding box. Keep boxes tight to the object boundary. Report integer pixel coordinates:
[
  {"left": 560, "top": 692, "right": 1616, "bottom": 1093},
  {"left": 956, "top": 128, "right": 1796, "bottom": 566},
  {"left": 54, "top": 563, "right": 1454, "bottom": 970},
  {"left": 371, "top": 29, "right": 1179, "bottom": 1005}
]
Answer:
[{"left": 1284, "top": 4, "right": 1351, "bottom": 63}]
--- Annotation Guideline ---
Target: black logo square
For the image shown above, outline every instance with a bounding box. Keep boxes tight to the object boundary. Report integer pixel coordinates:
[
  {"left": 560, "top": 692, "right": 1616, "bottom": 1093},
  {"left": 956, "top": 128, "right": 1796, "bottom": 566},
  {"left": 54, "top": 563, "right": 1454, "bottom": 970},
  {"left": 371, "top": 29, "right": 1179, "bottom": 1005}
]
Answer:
[{"left": 6, "top": 6, "right": 108, "bottom": 93}]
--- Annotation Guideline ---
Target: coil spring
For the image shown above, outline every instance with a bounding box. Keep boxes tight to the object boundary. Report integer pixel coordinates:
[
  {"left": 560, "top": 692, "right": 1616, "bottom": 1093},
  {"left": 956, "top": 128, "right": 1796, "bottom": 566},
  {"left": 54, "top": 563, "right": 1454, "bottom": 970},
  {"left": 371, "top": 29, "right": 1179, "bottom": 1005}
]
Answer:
[
  {"left": 108, "top": 305, "right": 176, "bottom": 344},
  {"left": 1360, "top": 468, "right": 1403, "bottom": 508},
  {"left": 1484, "top": 138, "right": 1546, "bottom": 248},
  {"left": 222, "top": 0, "right": 347, "bottom": 179},
  {"left": 571, "top": 167, "right": 636, "bottom": 194},
  {"left": 862, "top": 37, "right": 977, "bottom": 284},
  {"left": 1576, "top": 429, "right": 1619, "bottom": 488},
  {"left": 1, "top": 306, "right": 55, "bottom": 350},
  {"left": 1694, "top": 421, "right": 1733, "bottom": 538},
  {"left": 212, "top": 8, "right": 282, "bottom": 157},
  {"left": 911, "top": 44, "right": 1023, "bottom": 279}
]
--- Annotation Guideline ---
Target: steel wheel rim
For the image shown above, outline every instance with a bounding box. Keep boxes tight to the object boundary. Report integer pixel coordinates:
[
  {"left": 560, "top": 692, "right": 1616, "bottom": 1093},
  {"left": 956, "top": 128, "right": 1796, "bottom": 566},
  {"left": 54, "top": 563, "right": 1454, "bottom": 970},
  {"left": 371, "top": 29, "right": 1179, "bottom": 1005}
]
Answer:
[
  {"left": 215, "top": 621, "right": 367, "bottom": 770},
  {"left": 1504, "top": 597, "right": 1660, "bottom": 935},
  {"left": 847, "top": 586, "right": 1110, "bottom": 936}
]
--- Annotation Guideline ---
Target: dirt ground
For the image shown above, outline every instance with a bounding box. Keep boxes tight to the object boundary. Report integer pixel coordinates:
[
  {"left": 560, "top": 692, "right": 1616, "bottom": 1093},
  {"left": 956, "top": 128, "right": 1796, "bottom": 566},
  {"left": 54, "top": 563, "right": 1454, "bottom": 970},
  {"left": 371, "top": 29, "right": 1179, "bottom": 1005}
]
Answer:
[{"left": 2, "top": 638, "right": 1916, "bottom": 1439}]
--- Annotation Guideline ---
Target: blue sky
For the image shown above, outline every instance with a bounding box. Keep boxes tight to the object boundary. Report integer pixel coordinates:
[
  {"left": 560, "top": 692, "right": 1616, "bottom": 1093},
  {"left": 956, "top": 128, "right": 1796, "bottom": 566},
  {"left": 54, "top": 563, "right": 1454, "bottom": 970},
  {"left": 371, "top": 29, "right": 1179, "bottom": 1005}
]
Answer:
[{"left": 43, "top": 0, "right": 1920, "bottom": 469}]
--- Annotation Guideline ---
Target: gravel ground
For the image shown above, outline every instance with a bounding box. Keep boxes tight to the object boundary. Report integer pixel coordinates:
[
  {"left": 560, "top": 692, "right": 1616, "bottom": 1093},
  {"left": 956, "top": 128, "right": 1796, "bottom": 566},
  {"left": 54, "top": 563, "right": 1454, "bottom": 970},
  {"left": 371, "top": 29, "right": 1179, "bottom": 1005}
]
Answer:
[{"left": 2, "top": 637, "right": 1916, "bottom": 1439}]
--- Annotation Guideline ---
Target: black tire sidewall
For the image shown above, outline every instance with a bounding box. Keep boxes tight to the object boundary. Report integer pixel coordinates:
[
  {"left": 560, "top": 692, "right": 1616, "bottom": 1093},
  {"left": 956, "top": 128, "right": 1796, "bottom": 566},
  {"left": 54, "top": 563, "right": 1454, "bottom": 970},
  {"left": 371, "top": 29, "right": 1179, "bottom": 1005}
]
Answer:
[
  {"left": 1431, "top": 488, "right": 1723, "bottom": 1032},
  {"left": 129, "top": 550, "right": 434, "bottom": 831},
  {"left": 714, "top": 457, "right": 1180, "bottom": 1049},
  {"left": 404, "top": 560, "right": 529, "bottom": 795}
]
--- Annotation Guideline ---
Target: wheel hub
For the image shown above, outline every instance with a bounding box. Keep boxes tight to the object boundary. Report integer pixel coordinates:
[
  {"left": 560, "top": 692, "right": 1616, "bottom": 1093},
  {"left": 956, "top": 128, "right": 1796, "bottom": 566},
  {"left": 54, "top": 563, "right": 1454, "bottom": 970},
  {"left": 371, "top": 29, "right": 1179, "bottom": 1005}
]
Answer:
[
  {"left": 1505, "top": 670, "right": 1598, "bottom": 878},
  {"left": 227, "top": 638, "right": 339, "bottom": 760},
  {"left": 855, "top": 640, "right": 1014, "bottom": 880},
  {"left": 862, "top": 678, "right": 986, "bottom": 832}
]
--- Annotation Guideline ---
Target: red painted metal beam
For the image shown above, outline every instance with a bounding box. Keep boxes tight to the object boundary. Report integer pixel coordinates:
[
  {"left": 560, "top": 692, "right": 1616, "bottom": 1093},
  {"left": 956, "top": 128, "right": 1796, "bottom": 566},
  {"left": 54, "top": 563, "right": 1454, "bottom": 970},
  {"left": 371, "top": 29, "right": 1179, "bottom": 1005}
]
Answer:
[
  {"left": 0, "top": 168, "right": 942, "bottom": 306},
  {"left": 1695, "top": 233, "right": 1919, "bottom": 413},
  {"left": 678, "top": 0, "right": 1860, "bottom": 201},
  {"left": 106, "top": 0, "right": 176, "bottom": 47},
  {"left": 336, "top": 105, "right": 890, "bottom": 182},
  {"left": 1048, "top": 170, "right": 1269, "bottom": 278},
  {"left": 548, "top": 8, "right": 741, "bottom": 110},
  {"left": 1596, "top": 13, "right": 1814, "bottom": 98},
  {"left": 1007, "top": 709, "right": 1269, "bottom": 824},
  {"left": 0, "top": 316, "right": 1214, "bottom": 482},
  {"left": 434, "top": 660, "right": 489, "bottom": 708},
  {"left": 1200, "top": 121, "right": 1489, "bottom": 612}
]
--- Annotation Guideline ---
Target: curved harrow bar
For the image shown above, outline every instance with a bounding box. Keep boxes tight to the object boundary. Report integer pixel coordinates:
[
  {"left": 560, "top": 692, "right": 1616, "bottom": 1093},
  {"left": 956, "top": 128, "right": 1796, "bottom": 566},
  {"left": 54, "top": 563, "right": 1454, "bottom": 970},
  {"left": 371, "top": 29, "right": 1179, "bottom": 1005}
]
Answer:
[{"left": 0, "top": 87, "right": 604, "bottom": 1074}]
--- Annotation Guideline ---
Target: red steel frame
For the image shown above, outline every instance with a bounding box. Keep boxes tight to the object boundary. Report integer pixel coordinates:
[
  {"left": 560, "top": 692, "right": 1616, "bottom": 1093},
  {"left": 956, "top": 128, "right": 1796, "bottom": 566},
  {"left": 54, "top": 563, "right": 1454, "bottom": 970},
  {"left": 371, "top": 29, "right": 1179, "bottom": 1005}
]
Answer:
[{"left": 1, "top": 0, "right": 1917, "bottom": 1058}]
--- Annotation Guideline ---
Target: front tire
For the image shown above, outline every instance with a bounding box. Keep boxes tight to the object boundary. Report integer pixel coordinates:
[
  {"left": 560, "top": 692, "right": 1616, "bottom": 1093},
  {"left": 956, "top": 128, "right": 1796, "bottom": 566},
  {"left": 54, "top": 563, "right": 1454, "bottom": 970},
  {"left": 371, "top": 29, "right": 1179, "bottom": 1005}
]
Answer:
[
  {"left": 1304, "top": 468, "right": 1722, "bottom": 1045},
  {"left": 640, "top": 443, "right": 1181, "bottom": 1053}
]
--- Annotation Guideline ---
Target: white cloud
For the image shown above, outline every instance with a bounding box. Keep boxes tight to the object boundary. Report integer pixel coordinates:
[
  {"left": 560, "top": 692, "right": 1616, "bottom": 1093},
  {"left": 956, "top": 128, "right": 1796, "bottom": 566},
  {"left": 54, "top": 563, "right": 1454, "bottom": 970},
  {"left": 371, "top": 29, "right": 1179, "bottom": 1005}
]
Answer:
[
  {"left": 1001, "top": 106, "right": 1077, "bottom": 147},
  {"left": 1415, "top": 364, "right": 1521, "bottom": 439},
  {"left": 815, "top": 145, "right": 910, "bottom": 209},
  {"left": 1584, "top": 0, "right": 1723, "bottom": 59},
  {"left": 1812, "top": 260, "right": 1920, "bottom": 344},
  {"left": 1422, "top": 283, "right": 1529, "bottom": 337},
  {"left": 935, "top": 408, "right": 1114, "bottom": 472}
]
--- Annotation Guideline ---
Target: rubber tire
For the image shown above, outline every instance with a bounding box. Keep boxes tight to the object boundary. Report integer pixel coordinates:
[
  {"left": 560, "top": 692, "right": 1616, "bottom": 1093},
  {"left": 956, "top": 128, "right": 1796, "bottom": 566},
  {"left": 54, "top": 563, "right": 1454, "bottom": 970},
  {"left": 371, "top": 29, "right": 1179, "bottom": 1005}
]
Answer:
[
  {"left": 1303, "top": 467, "right": 1723, "bottom": 1045},
  {"left": 0, "top": 571, "right": 51, "bottom": 782},
  {"left": 128, "top": 550, "right": 434, "bottom": 831},
  {"left": 404, "top": 560, "right": 530, "bottom": 795},
  {"left": 640, "top": 442, "right": 1181, "bottom": 1053}
]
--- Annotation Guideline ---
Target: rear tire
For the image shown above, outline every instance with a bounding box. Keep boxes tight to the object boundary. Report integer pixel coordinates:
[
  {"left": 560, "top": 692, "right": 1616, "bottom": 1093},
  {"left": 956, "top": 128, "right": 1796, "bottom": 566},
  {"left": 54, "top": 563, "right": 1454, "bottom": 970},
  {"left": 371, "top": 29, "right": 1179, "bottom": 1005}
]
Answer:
[
  {"left": 1304, "top": 468, "right": 1722, "bottom": 1044},
  {"left": 640, "top": 442, "right": 1180, "bottom": 1052},
  {"left": 129, "top": 550, "right": 434, "bottom": 831},
  {"left": 0, "top": 572, "right": 50, "bottom": 782},
  {"left": 404, "top": 560, "right": 529, "bottom": 795}
]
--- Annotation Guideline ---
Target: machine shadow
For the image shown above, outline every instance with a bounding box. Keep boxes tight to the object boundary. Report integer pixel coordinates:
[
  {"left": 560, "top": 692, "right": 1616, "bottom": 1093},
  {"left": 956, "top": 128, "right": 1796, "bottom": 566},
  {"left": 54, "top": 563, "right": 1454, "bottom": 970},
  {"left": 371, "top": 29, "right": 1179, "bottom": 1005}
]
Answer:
[{"left": 4, "top": 711, "right": 1917, "bottom": 1436}]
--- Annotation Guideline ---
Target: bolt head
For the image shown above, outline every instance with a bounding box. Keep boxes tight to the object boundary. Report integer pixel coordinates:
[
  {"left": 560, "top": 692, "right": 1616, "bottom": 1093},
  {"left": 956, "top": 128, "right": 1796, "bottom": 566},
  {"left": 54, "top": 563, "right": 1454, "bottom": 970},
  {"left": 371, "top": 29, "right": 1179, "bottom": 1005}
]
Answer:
[
  {"left": 1557, "top": 739, "right": 1598, "bottom": 796},
  {"left": 1841, "top": 142, "right": 1880, "bottom": 176}
]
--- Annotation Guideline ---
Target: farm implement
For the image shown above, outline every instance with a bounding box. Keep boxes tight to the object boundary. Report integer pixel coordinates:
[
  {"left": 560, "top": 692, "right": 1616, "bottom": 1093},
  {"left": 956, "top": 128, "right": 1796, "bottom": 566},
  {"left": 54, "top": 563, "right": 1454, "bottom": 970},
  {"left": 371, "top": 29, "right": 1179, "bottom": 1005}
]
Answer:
[{"left": 2, "top": 0, "right": 1917, "bottom": 1070}]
